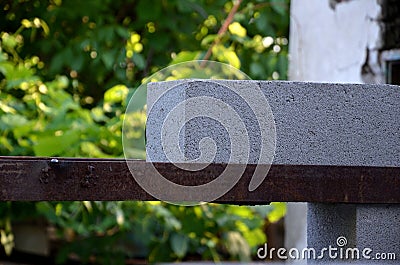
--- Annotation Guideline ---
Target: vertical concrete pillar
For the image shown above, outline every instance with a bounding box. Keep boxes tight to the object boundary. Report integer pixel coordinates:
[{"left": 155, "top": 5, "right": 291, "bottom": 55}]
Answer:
[
  {"left": 356, "top": 205, "right": 400, "bottom": 264},
  {"left": 307, "top": 204, "right": 357, "bottom": 263}
]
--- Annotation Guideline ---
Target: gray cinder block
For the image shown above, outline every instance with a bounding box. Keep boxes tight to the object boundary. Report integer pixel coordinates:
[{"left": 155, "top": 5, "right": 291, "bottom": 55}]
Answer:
[
  {"left": 356, "top": 205, "right": 400, "bottom": 264},
  {"left": 146, "top": 80, "right": 400, "bottom": 264},
  {"left": 307, "top": 204, "right": 357, "bottom": 263},
  {"left": 146, "top": 79, "right": 276, "bottom": 167},
  {"left": 147, "top": 80, "right": 400, "bottom": 167}
]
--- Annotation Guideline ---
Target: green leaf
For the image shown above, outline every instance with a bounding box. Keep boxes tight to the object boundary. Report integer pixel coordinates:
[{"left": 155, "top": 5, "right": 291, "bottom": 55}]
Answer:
[
  {"left": 170, "top": 233, "right": 188, "bottom": 258},
  {"left": 104, "top": 85, "right": 129, "bottom": 103},
  {"left": 170, "top": 51, "right": 200, "bottom": 65},
  {"left": 267, "top": 202, "right": 286, "bottom": 223},
  {"left": 149, "top": 243, "right": 173, "bottom": 262},
  {"left": 278, "top": 53, "right": 288, "bottom": 79},
  {"left": 176, "top": 0, "right": 193, "bottom": 13},
  {"left": 132, "top": 53, "right": 145, "bottom": 70},
  {"left": 243, "top": 228, "right": 266, "bottom": 248},
  {"left": 1, "top": 114, "right": 28, "bottom": 128},
  {"left": 0, "top": 63, "right": 37, "bottom": 89},
  {"left": 36, "top": 202, "right": 58, "bottom": 222},
  {"left": 97, "top": 26, "right": 115, "bottom": 42},
  {"left": 201, "top": 34, "right": 218, "bottom": 46},
  {"left": 70, "top": 53, "right": 84, "bottom": 71},
  {"left": 0, "top": 136, "right": 13, "bottom": 151},
  {"left": 0, "top": 61, "right": 14, "bottom": 77},
  {"left": 33, "top": 130, "right": 80, "bottom": 156},
  {"left": 227, "top": 205, "right": 253, "bottom": 217},
  {"left": 90, "top": 107, "right": 108, "bottom": 122},
  {"left": 13, "top": 122, "right": 35, "bottom": 139},
  {"left": 212, "top": 45, "right": 241, "bottom": 69},
  {"left": 271, "top": 0, "right": 287, "bottom": 16},
  {"left": 115, "top": 26, "right": 129, "bottom": 38},
  {"left": 81, "top": 142, "right": 110, "bottom": 158},
  {"left": 101, "top": 50, "right": 116, "bottom": 70},
  {"left": 255, "top": 13, "right": 275, "bottom": 36},
  {"left": 148, "top": 33, "right": 170, "bottom": 52}
]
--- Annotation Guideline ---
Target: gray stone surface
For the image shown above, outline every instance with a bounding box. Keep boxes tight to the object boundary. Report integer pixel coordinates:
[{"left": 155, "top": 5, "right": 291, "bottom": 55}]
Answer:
[
  {"left": 147, "top": 80, "right": 276, "bottom": 171},
  {"left": 146, "top": 80, "right": 400, "bottom": 265},
  {"left": 356, "top": 205, "right": 400, "bottom": 264},
  {"left": 306, "top": 204, "right": 399, "bottom": 264},
  {"left": 147, "top": 80, "right": 400, "bottom": 167},
  {"left": 259, "top": 81, "right": 399, "bottom": 167},
  {"left": 307, "top": 204, "right": 357, "bottom": 263}
]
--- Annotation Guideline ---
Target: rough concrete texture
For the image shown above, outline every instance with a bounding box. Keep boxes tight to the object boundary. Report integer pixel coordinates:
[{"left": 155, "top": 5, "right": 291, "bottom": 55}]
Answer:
[
  {"left": 288, "top": 0, "right": 382, "bottom": 260},
  {"left": 307, "top": 204, "right": 400, "bottom": 264},
  {"left": 356, "top": 205, "right": 400, "bottom": 264},
  {"left": 146, "top": 79, "right": 400, "bottom": 264},
  {"left": 147, "top": 79, "right": 275, "bottom": 166},
  {"left": 259, "top": 81, "right": 399, "bottom": 167},
  {"left": 147, "top": 80, "right": 400, "bottom": 167},
  {"left": 288, "top": 2, "right": 400, "bottom": 263},
  {"left": 307, "top": 204, "right": 357, "bottom": 263}
]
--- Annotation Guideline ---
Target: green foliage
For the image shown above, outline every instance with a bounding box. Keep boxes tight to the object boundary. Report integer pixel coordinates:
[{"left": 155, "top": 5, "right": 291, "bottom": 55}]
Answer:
[
  {"left": 32, "top": 201, "right": 285, "bottom": 263},
  {"left": 0, "top": 0, "right": 289, "bottom": 263},
  {"left": 1, "top": 0, "right": 289, "bottom": 104}
]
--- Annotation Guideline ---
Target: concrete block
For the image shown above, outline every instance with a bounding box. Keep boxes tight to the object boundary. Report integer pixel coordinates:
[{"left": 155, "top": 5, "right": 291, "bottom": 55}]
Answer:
[
  {"left": 356, "top": 205, "right": 400, "bottom": 264},
  {"left": 147, "top": 80, "right": 400, "bottom": 167},
  {"left": 146, "top": 80, "right": 400, "bottom": 264},
  {"left": 307, "top": 204, "right": 357, "bottom": 263},
  {"left": 147, "top": 79, "right": 276, "bottom": 167}
]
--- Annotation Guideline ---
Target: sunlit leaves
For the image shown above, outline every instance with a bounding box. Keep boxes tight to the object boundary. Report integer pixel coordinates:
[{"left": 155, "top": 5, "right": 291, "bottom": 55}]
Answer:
[
  {"left": 0, "top": 229, "right": 14, "bottom": 256},
  {"left": 20, "top": 17, "right": 50, "bottom": 36},
  {"left": 267, "top": 202, "right": 287, "bottom": 223},
  {"left": 170, "top": 51, "right": 201, "bottom": 65},
  {"left": 104, "top": 85, "right": 129, "bottom": 104},
  {"left": 224, "top": 231, "right": 251, "bottom": 261},
  {"left": 0, "top": 0, "right": 290, "bottom": 262},
  {"left": 212, "top": 44, "right": 241, "bottom": 69},
  {"left": 126, "top": 32, "right": 143, "bottom": 58},
  {"left": 228, "top": 22, "right": 247, "bottom": 38}
]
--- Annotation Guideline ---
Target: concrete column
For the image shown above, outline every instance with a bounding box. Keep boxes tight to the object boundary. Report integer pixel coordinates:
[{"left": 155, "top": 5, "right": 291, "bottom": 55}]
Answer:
[
  {"left": 146, "top": 80, "right": 400, "bottom": 264},
  {"left": 307, "top": 204, "right": 357, "bottom": 263},
  {"left": 356, "top": 205, "right": 400, "bottom": 264},
  {"left": 288, "top": 1, "right": 398, "bottom": 263}
]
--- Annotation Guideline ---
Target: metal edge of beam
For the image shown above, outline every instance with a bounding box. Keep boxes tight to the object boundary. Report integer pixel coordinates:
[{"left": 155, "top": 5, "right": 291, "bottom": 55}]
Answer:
[{"left": 0, "top": 157, "right": 399, "bottom": 203}]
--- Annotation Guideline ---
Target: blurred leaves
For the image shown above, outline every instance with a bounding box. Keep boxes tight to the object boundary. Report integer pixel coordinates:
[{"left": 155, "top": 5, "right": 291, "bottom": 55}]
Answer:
[{"left": 0, "top": 0, "right": 289, "bottom": 263}]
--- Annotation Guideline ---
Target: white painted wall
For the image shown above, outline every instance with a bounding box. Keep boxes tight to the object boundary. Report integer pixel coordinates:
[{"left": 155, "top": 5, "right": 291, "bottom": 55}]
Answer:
[{"left": 289, "top": 0, "right": 382, "bottom": 83}]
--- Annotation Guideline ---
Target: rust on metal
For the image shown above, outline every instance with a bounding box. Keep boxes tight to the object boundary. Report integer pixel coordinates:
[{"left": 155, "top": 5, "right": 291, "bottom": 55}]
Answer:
[{"left": 0, "top": 156, "right": 399, "bottom": 203}]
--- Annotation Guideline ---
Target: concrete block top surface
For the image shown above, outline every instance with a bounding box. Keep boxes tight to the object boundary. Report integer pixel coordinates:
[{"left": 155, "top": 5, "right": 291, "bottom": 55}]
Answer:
[{"left": 146, "top": 80, "right": 400, "bottom": 167}]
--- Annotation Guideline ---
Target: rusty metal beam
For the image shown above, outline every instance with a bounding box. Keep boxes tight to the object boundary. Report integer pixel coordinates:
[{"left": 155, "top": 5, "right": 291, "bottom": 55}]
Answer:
[{"left": 0, "top": 156, "right": 399, "bottom": 203}]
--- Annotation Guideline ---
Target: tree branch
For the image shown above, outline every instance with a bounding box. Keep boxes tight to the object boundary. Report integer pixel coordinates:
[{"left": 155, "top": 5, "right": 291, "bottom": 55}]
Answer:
[{"left": 201, "top": 0, "right": 243, "bottom": 66}]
